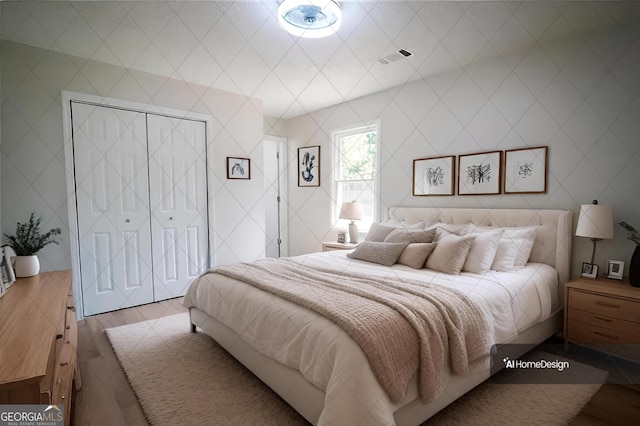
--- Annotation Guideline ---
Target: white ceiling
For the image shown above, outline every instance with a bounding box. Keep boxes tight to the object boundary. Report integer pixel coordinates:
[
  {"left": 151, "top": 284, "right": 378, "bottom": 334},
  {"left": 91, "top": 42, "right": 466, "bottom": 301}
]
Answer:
[{"left": 0, "top": 1, "right": 629, "bottom": 118}]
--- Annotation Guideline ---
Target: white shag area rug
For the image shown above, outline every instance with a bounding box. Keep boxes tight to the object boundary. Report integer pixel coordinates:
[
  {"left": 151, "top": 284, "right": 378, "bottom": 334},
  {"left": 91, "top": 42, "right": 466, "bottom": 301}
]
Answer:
[{"left": 106, "top": 313, "right": 607, "bottom": 426}]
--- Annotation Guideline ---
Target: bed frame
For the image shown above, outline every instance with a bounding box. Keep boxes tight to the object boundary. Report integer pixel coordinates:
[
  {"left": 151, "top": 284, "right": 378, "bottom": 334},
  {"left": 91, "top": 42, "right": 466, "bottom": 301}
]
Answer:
[{"left": 189, "top": 207, "right": 573, "bottom": 425}]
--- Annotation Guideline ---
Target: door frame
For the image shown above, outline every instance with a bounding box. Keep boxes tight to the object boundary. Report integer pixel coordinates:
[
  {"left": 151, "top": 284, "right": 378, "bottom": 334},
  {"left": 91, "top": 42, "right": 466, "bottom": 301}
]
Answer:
[
  {"left": 263, "top": 135, "right": 289, "bottom": 258},
  {"left": 62, "top": 91, "right": 215, "bottom": 318}
]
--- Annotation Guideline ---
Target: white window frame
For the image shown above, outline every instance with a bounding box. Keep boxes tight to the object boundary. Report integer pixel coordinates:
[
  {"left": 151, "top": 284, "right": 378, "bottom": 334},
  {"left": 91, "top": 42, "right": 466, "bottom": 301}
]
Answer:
[{"left": 330, "top": 121, "right": 381, "bottom": 231}]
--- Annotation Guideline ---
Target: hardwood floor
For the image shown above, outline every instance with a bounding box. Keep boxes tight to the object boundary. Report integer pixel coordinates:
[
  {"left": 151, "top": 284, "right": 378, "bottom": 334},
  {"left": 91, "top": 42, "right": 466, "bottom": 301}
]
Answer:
[
  {"left": 556, "top": 343, "right": 640, "bottom": 425},
  {"left": 74, "top": 301, "right": 640, "bottom": 425},
  {"left": 74, "top": 298, "right": 187, "bottom": 426}
]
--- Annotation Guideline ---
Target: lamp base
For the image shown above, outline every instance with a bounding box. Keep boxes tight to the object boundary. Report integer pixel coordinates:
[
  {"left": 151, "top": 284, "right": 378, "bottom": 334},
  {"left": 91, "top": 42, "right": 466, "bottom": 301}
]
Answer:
[
  {"left": 630, "top": 245, "right": 640, "bottom": 287},
  {"left": 348, "top": 221, "right": 358, "bottom": 244}
]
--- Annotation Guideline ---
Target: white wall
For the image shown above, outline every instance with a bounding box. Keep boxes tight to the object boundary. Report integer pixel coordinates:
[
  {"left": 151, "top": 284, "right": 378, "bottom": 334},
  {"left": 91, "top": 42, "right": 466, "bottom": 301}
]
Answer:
[
  {"left": 285, "top": 8, "right": 640, "bottom": 279},
  {"left": 1, "top": 40, "right": 266, "bottom": 273}
]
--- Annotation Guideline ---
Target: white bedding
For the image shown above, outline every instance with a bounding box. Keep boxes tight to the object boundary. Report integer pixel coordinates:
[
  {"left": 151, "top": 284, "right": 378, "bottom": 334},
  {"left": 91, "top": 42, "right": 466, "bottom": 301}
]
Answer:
[{"left": 183, "top": 250, "right": 560, "bottom": 425}]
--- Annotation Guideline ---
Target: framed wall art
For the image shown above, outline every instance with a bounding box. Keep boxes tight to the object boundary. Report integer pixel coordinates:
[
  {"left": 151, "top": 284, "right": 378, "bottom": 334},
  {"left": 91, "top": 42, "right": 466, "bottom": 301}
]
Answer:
[
  {"left": 226, "top": 157, "right": 251, "bottom": 180},
  {"left": 413, "top": 155, "right": 456, "bottom": 196},
  {"left": 298, "top": 145, "right": 320, "bottom": 187},
  {"left": 504, "top": 146, "right": 548, "bottom": 194},
  {"left": 458, "top": 150, "right": 502, "bottom": 195}
]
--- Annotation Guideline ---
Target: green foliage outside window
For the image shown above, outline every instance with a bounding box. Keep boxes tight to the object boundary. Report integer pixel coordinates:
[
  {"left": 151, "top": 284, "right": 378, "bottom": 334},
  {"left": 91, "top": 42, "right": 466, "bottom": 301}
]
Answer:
[{"left": 339, "top": 132, "right": 377, "bottom": 181}]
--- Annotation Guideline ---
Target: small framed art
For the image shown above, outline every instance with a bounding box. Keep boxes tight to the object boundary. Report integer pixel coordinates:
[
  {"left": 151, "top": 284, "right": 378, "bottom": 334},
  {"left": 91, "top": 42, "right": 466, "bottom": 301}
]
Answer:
[
  {"left": 413, "top": 155, "right": 456, "bottom": 196},
  {"left": 504, "top": 146, "right": 548, "bottom": 194},
  {"left": 581, "top": 262, "right": 599, "bottom": 278},
  {"left": 458, "top": 150, "right": 502, "bottom": 195},
  {"left": 607, "top": 260, "right": 624, "bottom": 280},
  {"left": 227, "top": 157, "right": 251, "bottom": 180},
  {"left": 298, "top": 145, "right": 320, "bottom": 187},
  {"left": 1, "top": 247, "right": 16, "bottom": 296}
]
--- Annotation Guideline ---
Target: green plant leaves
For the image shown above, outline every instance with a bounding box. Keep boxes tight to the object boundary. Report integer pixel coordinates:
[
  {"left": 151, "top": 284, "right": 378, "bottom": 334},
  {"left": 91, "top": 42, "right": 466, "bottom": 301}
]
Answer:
[{"left": 3, "top": 212, "right": 62, "bottom": 256}]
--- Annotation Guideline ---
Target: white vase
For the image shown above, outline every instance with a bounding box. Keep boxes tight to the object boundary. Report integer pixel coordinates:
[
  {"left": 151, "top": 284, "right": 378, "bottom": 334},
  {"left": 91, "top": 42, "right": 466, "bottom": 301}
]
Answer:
[{"left": 13, "top": 255, "right": 40, "bottom": 278}]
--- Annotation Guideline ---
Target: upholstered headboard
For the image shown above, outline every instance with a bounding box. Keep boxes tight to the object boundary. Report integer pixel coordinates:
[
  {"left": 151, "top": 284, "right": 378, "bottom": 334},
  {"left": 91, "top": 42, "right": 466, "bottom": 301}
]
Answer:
[{"left": 388, "top": 207, "right": 573, "bottom": 285}]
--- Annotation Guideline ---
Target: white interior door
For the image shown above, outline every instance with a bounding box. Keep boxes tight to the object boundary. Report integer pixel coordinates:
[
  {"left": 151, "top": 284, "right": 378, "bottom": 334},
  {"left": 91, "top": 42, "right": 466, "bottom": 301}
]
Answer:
[
  {"left": 147, "top": 115, "right": 208, "bottom": 300},
  {"left": 72, "top": 102, "right": 154, "bottom": 315}
]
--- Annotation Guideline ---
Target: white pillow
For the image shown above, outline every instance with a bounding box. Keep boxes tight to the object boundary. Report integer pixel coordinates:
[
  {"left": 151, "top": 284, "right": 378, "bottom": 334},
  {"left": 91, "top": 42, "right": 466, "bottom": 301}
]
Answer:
[
  {"left": 463, "top": 229, "right": 503, "bottom": 273},
  {"left": 507, "top": 226, "right": 538, "bottom": 267},
  {"left": 468, "top": 225, "right": 538, "bottom": 271}
]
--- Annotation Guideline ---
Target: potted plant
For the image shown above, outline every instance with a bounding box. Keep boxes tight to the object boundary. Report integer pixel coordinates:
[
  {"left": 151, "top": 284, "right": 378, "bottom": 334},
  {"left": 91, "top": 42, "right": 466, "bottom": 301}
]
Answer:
[{"left": 3, "top": 212, "right": 62, "bottom": 277}]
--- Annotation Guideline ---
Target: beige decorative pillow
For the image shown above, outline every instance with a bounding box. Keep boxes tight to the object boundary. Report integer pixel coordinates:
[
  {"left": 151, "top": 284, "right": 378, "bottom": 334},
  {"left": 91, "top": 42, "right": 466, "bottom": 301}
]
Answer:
[
  {"left": 396, "top": 243, "right": 437, "bottom": 269},
  {"left": 365, "top": 223, "right": 397, "bottom": 242},
  {"left": 384, "top": 228, "right": 436, "bottom": 244},
  {"left": 381, "top": 220, "right": 426, "bottom": 230},
  {"left": 347, "top": 241, "right": 409, "bottom": 266},
  {"left": 426, "top": 222, "right": 469, "bottom": 235},
  {"left": 425, "top": 234, "right": 476, "bottom": 275}
]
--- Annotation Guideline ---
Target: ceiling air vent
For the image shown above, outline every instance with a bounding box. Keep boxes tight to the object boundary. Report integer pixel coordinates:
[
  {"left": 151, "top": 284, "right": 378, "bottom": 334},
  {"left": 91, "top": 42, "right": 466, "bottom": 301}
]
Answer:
[{"left": 378, "top": 49, "right": 413, "bottom": 65}]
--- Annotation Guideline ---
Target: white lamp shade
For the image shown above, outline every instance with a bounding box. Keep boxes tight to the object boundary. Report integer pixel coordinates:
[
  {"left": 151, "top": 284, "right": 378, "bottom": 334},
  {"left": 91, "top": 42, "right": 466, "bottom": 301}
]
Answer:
[
  {"left": 576, "top": 203, "right": 614, "bottom": 240},
  {"left": 339, "top": 201, "right": 364, "bottom": 221}
]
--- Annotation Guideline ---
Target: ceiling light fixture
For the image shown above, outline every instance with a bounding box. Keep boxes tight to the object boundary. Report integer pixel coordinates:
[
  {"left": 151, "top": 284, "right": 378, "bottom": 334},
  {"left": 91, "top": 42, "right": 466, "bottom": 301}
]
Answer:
[{"left": 278, "top": 0, "right": 342, "bottom": 39}]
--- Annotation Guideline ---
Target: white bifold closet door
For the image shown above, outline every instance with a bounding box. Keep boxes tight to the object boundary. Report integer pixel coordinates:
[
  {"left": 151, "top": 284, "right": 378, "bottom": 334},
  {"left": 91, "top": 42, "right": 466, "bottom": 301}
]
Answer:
[
  {"left": 147, "top": 114, "right": 207, "bottom": 301},
  {"left": 72, "top": 102, "right": 207, "bottom": 315}
]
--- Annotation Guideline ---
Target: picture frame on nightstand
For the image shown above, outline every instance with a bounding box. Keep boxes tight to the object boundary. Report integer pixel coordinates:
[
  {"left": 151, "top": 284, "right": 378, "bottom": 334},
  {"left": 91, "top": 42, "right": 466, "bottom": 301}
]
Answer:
[
  {"left": 607, "top": 260, "right": 624, "bottom": 280},
  {"left": 581, "top": 262, "right": 598, "bottom": 278},
  {"left": 1, "top": 247, "right": 16, "bottom": 296}
]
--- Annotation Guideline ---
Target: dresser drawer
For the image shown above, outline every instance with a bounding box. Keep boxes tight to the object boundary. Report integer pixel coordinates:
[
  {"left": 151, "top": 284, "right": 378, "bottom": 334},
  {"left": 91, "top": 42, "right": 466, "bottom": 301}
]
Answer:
[
  {"left": 52, "top": 343, "right": 75, "bottom": 423},
  {"left": 568, "top": 309, "right": 640, "bottom": 337},
  {"left": 567, "top": 318, "right": 640, "bottom": 344},
  {"left": 569, "top": 290, "right": 640, "bottom": 323}
]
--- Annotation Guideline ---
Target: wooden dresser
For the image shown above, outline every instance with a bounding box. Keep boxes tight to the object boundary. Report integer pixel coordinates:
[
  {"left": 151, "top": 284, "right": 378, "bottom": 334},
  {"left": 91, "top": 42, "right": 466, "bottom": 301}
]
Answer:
[
  {"left": 564, "top": 276, "right": 640, "bottom": 362},
  {"left": 0, "top": 270, "right": 82, "bottom": 424}
]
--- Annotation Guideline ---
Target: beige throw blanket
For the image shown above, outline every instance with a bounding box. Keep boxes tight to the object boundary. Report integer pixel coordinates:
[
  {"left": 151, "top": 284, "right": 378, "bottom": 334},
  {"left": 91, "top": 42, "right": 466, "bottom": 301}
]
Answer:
[{"left": 213, "top": 258, "right": 491, "bottom": 403}]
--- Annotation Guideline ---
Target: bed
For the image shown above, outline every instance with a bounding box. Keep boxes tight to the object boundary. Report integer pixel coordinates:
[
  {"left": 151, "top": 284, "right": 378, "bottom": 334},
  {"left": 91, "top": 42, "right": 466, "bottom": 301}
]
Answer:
[{"left": 184, "top": 207, "right": 573, "bottom": 425}]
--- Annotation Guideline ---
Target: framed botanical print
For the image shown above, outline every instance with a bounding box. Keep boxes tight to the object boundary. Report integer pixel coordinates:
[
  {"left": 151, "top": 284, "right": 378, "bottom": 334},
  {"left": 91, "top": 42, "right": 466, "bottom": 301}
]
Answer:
[
  {"left": 413, "top": 155, "right": 456, "bottom": 196},
  {"left": 458, "top": 150, "right": 502, "bottom": 195},
  {"left": 227, "top": 157, "right": 251, "bottom": 180},
  {"left": 504, "top": 146, "right": 548, "bottom": 194},
  {"left": 298, "top": 145, "right": 320, "bottom": 187}
]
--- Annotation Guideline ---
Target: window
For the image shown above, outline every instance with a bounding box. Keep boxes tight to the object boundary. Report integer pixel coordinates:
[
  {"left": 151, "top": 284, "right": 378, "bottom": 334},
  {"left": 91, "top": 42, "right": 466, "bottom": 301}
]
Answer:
[{"left": 331, "top": 123, "right": 379, "bottom": 228}]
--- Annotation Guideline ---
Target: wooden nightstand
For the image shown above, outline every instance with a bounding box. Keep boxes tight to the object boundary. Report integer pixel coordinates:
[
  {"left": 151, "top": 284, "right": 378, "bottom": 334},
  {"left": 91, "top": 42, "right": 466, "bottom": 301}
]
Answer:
[
  {"left": 564, "top": 276, "right": 640, "bottom": 362},
  {"left": 322, "top": 241, "right": 359, "bottom": 252}
]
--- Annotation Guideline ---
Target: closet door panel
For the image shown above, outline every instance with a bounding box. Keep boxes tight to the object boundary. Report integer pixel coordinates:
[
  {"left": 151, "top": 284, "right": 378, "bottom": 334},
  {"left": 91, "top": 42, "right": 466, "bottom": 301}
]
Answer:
[
  {"left": 147, "top": 115, "right": 208, "bottom": 300},
  {"left": 72, "top": 103, "right": 154, "bottom": 315}
]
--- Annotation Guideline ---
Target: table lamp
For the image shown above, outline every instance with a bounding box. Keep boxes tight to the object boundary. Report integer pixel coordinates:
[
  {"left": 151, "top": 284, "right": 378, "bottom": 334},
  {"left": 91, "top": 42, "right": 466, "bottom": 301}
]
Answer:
[
  {"left": 575, "top": 200, "right": 614, "bottom": 275},
  {"left": 339, "top": 201, "right": 364, "bottom": 244}
]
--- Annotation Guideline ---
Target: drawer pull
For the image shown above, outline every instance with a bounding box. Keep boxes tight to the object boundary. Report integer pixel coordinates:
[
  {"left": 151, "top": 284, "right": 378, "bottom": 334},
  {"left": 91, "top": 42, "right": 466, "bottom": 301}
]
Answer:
[
  {"left": 56, "top": 334, "right": 63, "bottom": 339},
  {"left": 593, "top": 315, "right": 613, "bottom": 323},
  {"left": 594, "top": 331, "right": 618, "bottom": 340},
  {"left": 60, "top": 362, "right": 69, "bottom": 367},
  {"left": 595, "top": 301, "right": 620, "bottom": 309}
]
